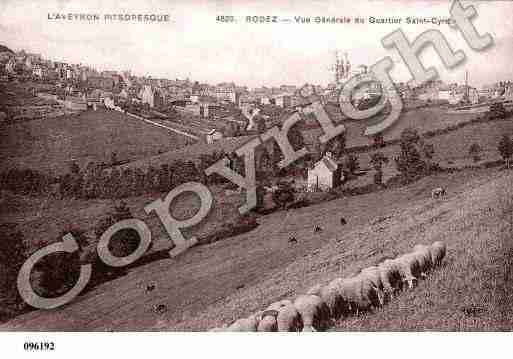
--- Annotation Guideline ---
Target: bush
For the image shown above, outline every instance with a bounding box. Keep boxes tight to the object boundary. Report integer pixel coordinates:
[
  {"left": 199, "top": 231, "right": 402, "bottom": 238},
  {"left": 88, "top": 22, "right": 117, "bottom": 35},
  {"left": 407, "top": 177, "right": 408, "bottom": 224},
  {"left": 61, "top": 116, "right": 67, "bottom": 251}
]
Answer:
[
  {"left": 32, "top": 228, "right": 87, "bottom": 299},
  {"left": 0, "top": 223, "right": 27, "bottom": 309},
  {"left": 94, "top": 202, "right": 139, "bottom": 258},
  {"left": 395, "top": 128, "right": 431, "bottom": 181},
  {"left": 469, "top": 143, "right": 482, "bottom": 163}
]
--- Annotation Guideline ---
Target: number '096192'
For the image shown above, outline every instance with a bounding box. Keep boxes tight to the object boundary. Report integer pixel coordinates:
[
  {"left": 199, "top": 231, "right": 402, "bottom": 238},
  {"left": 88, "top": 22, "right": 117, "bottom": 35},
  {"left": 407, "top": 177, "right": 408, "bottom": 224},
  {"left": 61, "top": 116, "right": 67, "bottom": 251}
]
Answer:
[{"left": 23, "top": 342, "right": 55, "bottom": 351}]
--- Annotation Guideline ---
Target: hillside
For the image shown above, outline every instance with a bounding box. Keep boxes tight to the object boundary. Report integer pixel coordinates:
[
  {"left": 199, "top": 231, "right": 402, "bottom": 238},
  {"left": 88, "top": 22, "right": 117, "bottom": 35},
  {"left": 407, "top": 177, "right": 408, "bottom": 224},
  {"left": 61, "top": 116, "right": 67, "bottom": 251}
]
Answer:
[
  {"left": 0, "top": 109, "right": 196, "bottom": 175},
  {"left": 2, "top": 166, "right": 511, "bottom": 331},
  {"left": 0, "top": 44, "right": 14, "bottom": 54}
]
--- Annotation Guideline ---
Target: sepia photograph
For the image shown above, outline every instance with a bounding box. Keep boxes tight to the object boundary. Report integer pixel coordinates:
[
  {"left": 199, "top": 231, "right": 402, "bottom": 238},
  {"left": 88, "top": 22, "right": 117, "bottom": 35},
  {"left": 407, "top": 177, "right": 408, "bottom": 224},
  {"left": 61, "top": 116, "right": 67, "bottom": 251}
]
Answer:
[{"left": 0, "top": 0, "right": 512, "bottom": 356}]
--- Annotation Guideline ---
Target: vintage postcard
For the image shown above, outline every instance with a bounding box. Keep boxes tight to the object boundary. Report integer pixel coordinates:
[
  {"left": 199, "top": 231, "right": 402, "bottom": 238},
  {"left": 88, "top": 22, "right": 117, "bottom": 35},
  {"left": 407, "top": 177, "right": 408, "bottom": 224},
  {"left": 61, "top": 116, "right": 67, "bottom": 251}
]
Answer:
[{"left": 0, "top": 0, "right": 512, "bottom": 356}]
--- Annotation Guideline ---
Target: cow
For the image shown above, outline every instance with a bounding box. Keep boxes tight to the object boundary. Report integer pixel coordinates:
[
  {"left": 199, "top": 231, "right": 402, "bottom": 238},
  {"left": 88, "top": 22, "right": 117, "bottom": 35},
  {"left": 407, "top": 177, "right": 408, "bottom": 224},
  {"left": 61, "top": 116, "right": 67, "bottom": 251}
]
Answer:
[{"left": 431, "top": 187, "right": 447, "bottom": 199}]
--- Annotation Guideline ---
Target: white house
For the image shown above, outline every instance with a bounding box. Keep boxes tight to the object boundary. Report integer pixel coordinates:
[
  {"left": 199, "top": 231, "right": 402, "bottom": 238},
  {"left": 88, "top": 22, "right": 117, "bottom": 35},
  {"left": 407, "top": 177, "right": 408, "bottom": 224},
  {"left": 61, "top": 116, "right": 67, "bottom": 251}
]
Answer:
[
  {"left": 206, "top": 129, "right": 223, "bottom": 144},
  {"left": 307, "top": 153, "right": 343, "bottom": 190}
]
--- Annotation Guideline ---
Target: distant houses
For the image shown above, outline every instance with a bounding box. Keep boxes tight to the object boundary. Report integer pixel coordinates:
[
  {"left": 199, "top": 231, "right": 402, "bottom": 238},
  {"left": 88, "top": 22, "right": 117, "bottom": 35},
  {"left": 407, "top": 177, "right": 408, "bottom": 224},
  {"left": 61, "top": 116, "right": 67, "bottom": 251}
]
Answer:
[{"left": 141, "top": 85, "right": 164, "bottom": 108}]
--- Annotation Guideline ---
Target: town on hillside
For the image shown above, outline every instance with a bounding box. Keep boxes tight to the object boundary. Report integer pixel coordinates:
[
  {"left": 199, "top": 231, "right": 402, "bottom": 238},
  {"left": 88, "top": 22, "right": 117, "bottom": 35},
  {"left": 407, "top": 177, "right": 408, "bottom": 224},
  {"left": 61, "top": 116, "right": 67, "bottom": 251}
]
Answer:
[{"left": 1, "top": 34, "right": 513, "bottom": 337}]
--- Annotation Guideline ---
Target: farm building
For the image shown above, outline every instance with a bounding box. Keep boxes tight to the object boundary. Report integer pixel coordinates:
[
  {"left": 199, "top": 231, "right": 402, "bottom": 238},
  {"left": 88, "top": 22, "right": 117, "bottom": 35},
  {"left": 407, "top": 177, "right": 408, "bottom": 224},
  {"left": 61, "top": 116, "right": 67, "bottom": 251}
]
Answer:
[{"left": 307, "top": 153, "right": 343, "bottom": 190}]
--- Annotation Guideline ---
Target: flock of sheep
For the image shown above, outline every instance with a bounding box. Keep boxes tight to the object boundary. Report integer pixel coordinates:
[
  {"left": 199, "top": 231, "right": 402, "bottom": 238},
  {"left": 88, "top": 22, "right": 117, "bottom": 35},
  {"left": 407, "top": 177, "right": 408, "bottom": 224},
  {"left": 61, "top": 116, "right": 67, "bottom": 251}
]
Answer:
[{"left": 209, "top": 241, "right": 446, "bottom": 332}]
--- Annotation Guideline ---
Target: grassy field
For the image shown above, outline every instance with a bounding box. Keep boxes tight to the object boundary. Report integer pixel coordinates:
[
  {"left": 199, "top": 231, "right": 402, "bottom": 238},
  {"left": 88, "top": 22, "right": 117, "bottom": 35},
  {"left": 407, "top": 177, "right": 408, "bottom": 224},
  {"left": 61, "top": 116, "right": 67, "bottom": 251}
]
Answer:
[
  {"left": 0, "top": 109, "right": 196, "bottom": 175},
  {"left": 1, "top": 166, "right": 511, "bottom": 331},
  {"left": 1, "top": 107, "right": 512, "bottom": 331},
  {"left": 312, "top": 104, "right": 481, "bottom": 149}
]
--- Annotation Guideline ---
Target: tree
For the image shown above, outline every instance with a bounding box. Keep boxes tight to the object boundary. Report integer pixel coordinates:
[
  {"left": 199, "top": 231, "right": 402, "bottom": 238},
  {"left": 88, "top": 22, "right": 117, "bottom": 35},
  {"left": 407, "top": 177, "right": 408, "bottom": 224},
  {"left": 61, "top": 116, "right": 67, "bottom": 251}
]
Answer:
[
  {"left": 0, "top": 223, "right": 27, "bottom": 309},
  {"left": 68, "top": 161, "right": 80, "bottom": 175},
  {"left": 287, "top": 124, "right": 305, "bottom": 152},
  {"left": 498, "top": 135, "right": 513, "bottom": 168},
  {"left": 325, "top": 132, "right": 346, "bottom": 159},
  {"left": 370, "top": 152, "right": 389, "bottom": 186},
  {"left": 373, "top": 133, "right": 385, "bottom": 148},
  {"left": 92, "top": 202, "right": 140, "bottom": 273},
  {"left": 272, "top": 181, "right": 295, "bottom": 208},
  {"left": 34, "top": 228, "right": 87, "bottom": 298},
  {"left": 341, "top": 153, "right": 360, "bottom": 179},
  {"left": 468, "top": 143, "right": 483, "bottom": 163},
  {"left": 395, "top": 128, "right": 427, "bottom": 181},
  {"left": 419, "top": 140, "right": 436, "bottom": 172},
  {"left": 110, "top": 151, "right": 118, "bottom": 165}
]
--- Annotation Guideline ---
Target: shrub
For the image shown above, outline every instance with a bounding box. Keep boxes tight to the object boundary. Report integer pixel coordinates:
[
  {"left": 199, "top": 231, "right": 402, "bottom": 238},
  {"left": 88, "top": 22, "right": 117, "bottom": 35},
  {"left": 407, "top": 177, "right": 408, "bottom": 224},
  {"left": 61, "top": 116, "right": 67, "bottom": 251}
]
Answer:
[
  {"left": 0, "top": 223, "right": 27, "bottom": 308},
  {"left": 32, "top": 228, "right": 87, "bottom": 299},
  {"left": 469, "top": 143, "right": 483, "bottom": 163},
  {"left": 498, "top": 135, "right": 513, "bottom": 168}
]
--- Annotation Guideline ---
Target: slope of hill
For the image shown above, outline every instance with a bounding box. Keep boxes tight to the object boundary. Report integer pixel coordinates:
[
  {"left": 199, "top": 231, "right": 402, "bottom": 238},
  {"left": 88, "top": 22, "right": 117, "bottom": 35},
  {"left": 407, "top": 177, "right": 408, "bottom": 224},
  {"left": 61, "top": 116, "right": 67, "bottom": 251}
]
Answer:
[
  {"left": 0, "top": 109, "right": 196, "bottom": 175},
  {"left": 2, "top": 166, "right": 510, "bottom": 331},
  {"left": 0, "top": 44, "right": 14, "bottom": 53}
]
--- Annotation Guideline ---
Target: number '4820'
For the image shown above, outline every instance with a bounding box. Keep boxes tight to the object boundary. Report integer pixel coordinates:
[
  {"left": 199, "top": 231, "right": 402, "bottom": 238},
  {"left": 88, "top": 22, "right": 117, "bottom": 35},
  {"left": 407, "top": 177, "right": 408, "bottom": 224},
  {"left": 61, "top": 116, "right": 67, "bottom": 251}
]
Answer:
[{"left": 216, "top": 16, "right": 235, "bottom": 22}]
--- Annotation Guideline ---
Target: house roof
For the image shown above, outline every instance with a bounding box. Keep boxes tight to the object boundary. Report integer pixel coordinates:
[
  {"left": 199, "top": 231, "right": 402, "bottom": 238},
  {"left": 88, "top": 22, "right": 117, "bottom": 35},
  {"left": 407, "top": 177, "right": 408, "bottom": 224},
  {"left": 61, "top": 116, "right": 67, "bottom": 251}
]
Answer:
[
  {"left": 311, "top": 155, "right": 338, "bottom": 173},
  {"left": 321, "top": 156, "right": 338, "bottom": 172}
]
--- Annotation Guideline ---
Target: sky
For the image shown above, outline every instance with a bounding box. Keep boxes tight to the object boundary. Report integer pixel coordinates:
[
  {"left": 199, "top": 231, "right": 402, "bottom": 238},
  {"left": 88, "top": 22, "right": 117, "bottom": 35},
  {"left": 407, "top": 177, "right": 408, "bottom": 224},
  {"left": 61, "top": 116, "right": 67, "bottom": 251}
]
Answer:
[{"left": 0, "top": 0, "right": 511, "bottom": 88}]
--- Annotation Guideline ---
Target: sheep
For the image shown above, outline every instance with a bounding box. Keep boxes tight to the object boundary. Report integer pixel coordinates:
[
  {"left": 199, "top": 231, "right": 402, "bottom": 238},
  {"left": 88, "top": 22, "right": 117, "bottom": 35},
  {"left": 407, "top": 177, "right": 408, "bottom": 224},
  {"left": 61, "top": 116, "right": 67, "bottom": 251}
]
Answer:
[
  {"left": 227, "top": 313, "right": 260, "bottom": 332},
  {"left": 308, "top": 279, "right": 349, "bottom": 320},
  {"left": 293, "top": 294, "right": 329, "bottom": 331},
  {"left": 266, "top": 299, "right": 293, "bottom": 311},
  {"left": 337, "top": 276, "right": 380, "bottom": 316},
  {"left": 340, "top": 217, "right": 347, "bottom": 225},
  {"left": 430, "top": 241, "right": 446, "bottom": 267},
  {"left": 378, "top": 259, "right": 404, "bottom": 298},
  {"left": 306, "top": 284, "right": 323, "bottom": 296},
  {"left": 257, "top": 310, "right": 278, "bottom": 332},
  {"left": 276, "top": 304, "right": 303, "bottom": 332},
  {"left": 360, "top": 266, "right": 386, "bottom": 306},
  {"left": 393, "top": 253, "right": 422, "bottom": 289},
  {"left": 431, "top": 187, "right": 447, "bottom": 199},
  {"left": 413, "top": 244, "right": 434, "bottom": 276}
]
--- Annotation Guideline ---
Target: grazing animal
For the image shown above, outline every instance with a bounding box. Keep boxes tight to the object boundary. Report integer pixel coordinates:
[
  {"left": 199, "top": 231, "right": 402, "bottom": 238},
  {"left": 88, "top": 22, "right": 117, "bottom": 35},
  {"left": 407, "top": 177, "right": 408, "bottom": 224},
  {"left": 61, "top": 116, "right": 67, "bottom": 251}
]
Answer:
[
  {"left": 314, "top": 226, "right": 322, "bottom": 233},
  {"left": 266, "top": 299, "right": 293, "bottom": 311},
  {"left": 431, "top": 187, "right": 447, "bottom": 199},
  {"left": 257, "top": 310, "right": 278, "bottom": 332},
  {"left": 340, "top": 217, "right": 347, "bottom": 225},
  {"left": 393, "top": 253, "right": 422, "bottom": 289},
  {"left": 337, "top": 276, "right": 380, "bottom": 315},
  {"left": 412, "top": 244, "right": 434, "bottom": 277},
  {"left": 293, "top": 294, "right": 329, "bottom": 331},
  {"left": 276, "top": 304, "right": 303, "bottom": 332},
  {"left": 146, "top": 284, "right": 155, "bottom": 292},
  {"left": 430, "top": 241, "right": 447, "bottom": 267},
  {"left": 227, "top": 315, "right": 259, "bottom": 332},
  {"left": 360, "top": 266, "right": 386, "bottom": 306},
  {"left": 377, "top": 260, "right": 403, "bottom": 299},
  {"left": 308, "top": 279, "right": 349, "bottom": 320}
]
